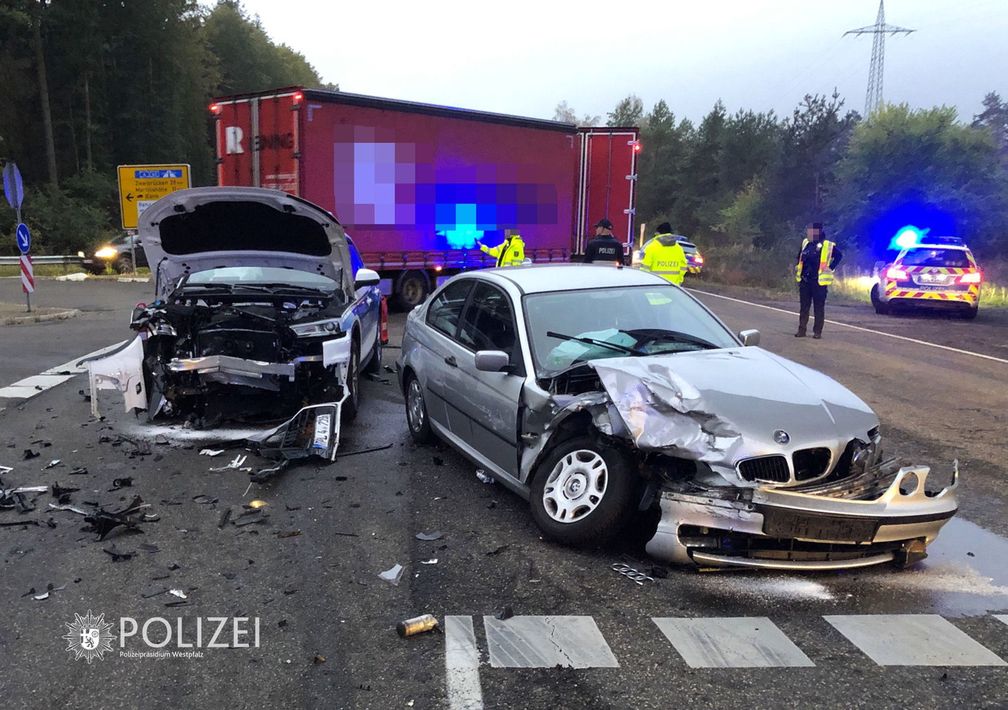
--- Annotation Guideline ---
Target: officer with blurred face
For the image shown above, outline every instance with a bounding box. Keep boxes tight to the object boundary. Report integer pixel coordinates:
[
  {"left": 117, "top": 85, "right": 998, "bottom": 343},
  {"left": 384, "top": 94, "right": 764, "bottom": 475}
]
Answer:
[
  {"left": 795, "top": 222, "right": 842, "bottom": 339},
  {"left": 478, "top": 229, "right": 526, "bottom": 267},
  {"left": 640, "top": 222, "right": 687, "bottom": 285},
  {"left": 583, "top": 218, "right": 624, "bottom": 265}
]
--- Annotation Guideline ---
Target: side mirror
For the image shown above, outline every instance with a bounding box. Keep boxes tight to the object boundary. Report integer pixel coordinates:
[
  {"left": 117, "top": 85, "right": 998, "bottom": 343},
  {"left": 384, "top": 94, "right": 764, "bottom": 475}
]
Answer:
[
  {"left": 474, "top": 350, "right": 510, "bottom": 373},
  {"left": 354, "top": 268, "right": 380, "bottom": 289},
  {"left": 738, "top": 329, "right": 760, "bottom": 347}
]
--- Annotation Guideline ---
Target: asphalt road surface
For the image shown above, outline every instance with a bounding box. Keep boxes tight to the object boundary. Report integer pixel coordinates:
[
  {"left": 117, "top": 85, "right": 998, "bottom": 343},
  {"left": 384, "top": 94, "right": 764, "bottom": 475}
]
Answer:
[{"left": 1, "top": 278, "right": 1006, "bottom": 709}]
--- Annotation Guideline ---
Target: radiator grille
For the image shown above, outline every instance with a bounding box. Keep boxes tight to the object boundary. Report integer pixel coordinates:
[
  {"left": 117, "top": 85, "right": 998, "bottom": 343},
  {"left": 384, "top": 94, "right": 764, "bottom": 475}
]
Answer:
[{"left": 738, "top": 456, "right": 790, "bottom": 483}]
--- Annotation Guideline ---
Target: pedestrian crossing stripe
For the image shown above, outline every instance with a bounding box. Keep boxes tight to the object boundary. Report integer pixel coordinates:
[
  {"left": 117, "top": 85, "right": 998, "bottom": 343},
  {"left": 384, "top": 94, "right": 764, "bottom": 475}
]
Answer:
[
  {"left": 451, "top": 614, "right": 1008, "bottom": 670},
  {"left": 824, "top": 615, "right": 1007, "bottom": 667},
  {"left": 653, "top": 617, "right": 814, "bottom": 668}
]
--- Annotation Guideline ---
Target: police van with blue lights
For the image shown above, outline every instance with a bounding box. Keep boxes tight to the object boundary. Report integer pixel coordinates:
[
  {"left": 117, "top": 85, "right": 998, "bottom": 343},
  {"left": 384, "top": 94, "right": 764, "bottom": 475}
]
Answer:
[{"left": 870, "top": 226, "right": 983, "bottom": 319}]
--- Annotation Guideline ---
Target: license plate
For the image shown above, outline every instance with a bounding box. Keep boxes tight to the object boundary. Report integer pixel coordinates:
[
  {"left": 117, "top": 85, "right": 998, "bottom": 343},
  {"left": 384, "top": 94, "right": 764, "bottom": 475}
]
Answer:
[
  {"left": 914, "top": 284, "right": 948, "bottom": 291},
  {"left": 762, "top": 511, "right": 878, "bottom": 542},
  {"left": 312, "top": 414, "right": 332, "bottom": 450}
]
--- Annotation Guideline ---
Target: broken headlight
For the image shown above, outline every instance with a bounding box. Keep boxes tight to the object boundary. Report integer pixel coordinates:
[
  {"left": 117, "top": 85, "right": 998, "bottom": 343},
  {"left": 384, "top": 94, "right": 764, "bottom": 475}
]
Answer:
[{"left": 850, "top": 428, "right": 883, "bottom": 475}]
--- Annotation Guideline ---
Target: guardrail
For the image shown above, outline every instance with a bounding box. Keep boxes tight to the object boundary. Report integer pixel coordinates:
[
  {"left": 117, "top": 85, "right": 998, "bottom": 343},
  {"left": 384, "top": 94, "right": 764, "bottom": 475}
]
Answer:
[{"left": 0, "top": 255, "right": 85, "bottom": 266}]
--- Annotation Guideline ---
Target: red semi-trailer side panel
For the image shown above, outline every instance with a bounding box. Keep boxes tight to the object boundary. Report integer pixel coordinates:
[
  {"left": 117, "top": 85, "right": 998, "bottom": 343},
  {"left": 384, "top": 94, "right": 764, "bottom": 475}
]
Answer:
[{"left": 213, "top": 89, "right": 578, "bottom": 269}]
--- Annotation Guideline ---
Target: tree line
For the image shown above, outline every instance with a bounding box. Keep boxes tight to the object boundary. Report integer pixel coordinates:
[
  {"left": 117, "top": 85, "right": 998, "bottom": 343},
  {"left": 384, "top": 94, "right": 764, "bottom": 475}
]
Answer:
[
  {"left": 559, "top": 91, "right": 1008, "bottom": 261},
  {"left": 0, "top": 0, "right": 329, "bottom": 254}
]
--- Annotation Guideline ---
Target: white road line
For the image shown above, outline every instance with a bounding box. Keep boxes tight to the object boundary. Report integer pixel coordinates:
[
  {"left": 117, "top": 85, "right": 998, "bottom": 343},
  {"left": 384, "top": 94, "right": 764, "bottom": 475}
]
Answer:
[
  {"left": 996, "top": 615, "right": 1008, "bottom": 628},
  {"left": 824, "top": 614, "right": 1007, "bottom": 666},
  {"left": 483, "top": 615, "right": 619, "bottom": 669},
  {"left": 444, "top": 616, "right": 484, "bottom": 710},
  {"left": 0, "top": 340, "right": 126, "bottom": 400},
  {"left": 689, "top": 288, "right": 1008, "bottom": 366},
  {"left": 653, "top": 617, "right": 815, "bottom": 668}
]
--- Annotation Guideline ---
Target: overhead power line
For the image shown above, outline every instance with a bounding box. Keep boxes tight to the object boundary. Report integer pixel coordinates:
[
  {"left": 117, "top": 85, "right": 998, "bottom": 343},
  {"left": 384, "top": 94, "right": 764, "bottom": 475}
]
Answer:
[{"left": 844, "top": 0, "right": 915, "bottom": 116}]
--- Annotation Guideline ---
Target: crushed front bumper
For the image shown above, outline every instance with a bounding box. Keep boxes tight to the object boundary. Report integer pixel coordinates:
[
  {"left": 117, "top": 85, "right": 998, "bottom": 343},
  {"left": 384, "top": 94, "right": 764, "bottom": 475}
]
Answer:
[{"left": 646, "top": 461, "right": 958, "bottom": 570}]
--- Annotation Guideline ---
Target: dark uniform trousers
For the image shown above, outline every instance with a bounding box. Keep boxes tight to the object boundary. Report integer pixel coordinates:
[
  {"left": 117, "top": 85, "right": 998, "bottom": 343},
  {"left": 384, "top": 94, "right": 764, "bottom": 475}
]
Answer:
[{"left": 798, "top": 280, "right": 828, "bottom": 336}]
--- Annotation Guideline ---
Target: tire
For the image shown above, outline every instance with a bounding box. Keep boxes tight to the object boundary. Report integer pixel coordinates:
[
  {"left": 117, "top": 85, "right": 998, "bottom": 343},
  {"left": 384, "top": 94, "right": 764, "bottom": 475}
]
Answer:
[
  {"left": 962, "top": 305, "right": 978, "bottom": 320},
  {"left": 871, "top": 285, "right": 889, "bottom": 315},
  {"left": 342, "top": 337, "right": 361, "bottom": 422},
  {"left": 529, "top": 436, "right": 637, "bottom": 546},
  {"left": 404, "top": 373, "right": 435, "bottom": 444},
  {"left": 115, "top": 255, "right": 134, "bottom": 274},
  {"left": 394, "top": 270, "right": 429, "bottom": 310},
  {"left": 364, "top": 324, "right": 382, "bottom": 374}
]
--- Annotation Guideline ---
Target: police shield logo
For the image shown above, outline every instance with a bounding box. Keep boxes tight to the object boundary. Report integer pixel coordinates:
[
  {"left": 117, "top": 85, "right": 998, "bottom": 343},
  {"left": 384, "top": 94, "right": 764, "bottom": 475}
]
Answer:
[{"left": 81, "top": 627, "right": 100, "bottom": 650}]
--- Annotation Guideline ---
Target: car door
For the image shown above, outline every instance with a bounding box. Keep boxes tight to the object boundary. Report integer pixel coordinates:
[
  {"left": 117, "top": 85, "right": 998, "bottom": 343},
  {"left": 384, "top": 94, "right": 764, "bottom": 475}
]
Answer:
[
  {"left": 448, "top": 282, "right": 525, "bottom": 480},
  {"left": 418, "top": 278, "right": 475, "bottom": 432}
]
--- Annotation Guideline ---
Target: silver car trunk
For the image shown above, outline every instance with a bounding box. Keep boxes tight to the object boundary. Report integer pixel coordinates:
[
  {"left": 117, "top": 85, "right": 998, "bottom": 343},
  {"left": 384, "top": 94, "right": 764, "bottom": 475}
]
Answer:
[{"left": 138, "top": 187, "right": 355, "bottom": 299}]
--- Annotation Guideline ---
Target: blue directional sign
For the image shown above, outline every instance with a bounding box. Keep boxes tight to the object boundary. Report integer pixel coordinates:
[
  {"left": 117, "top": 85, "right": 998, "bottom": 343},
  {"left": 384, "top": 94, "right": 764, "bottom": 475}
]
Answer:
[
  {"left": 134, "top": 169, "right": 183, "bottom": 179},
  {"left": 3, "top": 162, "right": 24, "bottom": 210},
  {"left": 16, "top": 223, "right": 31, "bottom": 254}
]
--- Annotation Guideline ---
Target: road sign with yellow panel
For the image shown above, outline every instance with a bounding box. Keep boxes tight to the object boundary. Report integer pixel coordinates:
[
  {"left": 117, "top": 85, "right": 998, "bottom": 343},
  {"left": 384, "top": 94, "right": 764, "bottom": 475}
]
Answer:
[{"left": 117, "top": 164, "right": 191, "bottom": 229}]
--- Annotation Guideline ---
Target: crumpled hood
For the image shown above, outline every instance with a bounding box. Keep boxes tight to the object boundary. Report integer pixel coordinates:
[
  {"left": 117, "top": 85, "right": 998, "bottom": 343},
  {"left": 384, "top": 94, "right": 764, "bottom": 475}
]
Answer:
[
  {"left": 589, "top": 347, "right": 879, "bottom": 471},
  {"left": 139, "top": 187, "right": 355, "bottom": 299}
]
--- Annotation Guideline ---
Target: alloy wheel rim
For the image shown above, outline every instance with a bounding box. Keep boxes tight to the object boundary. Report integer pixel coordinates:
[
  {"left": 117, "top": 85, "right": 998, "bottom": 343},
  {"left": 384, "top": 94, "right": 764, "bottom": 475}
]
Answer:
[
  {"left": 541, "top": 450, "right": 608, "bottom": 524},
  {"left": 407, "top": 380, "right": 425, "bottom": 431}
]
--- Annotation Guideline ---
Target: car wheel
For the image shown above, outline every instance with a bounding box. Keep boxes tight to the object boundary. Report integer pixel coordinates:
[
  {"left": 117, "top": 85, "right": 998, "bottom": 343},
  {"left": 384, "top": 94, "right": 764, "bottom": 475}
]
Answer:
[
  {"left": 529, "top": 436, "right": 637, "bottom": 545},
  {"left": 404, "top": 374, "right": 435, "bottom": 444},
  {"left": 364, "top": 324, "right": 382, "bottom": 375},
  {"left": 394, "top": 270, "right": 429, "bottom": 310},
  {"left": 115, "top": 256, "right": 134, "bottom": 274},
  {"left": 871, "top": 285, "right": 889, "bottom": 315},
  {"left": 342, "top": 338, "right": 361, "bottom": 422}
]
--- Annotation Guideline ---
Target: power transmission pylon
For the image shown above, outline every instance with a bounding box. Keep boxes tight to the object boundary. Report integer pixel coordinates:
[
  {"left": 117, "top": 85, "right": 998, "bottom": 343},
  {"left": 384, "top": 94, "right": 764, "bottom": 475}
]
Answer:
[{"left": 844, "top": 0, "right": 915, "bottom": 116}]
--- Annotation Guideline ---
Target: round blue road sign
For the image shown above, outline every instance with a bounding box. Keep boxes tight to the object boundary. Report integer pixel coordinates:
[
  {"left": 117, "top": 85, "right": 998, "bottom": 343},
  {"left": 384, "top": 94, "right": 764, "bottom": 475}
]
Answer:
[{"left": 16, "top": 223, "right": 31, "bottom": 254}]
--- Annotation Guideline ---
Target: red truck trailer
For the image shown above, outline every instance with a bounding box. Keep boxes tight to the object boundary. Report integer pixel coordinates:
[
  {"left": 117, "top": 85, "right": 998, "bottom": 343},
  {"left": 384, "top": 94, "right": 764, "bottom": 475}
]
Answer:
[{"left": 209, "top": 87, "right": 638, "bottom": 307}]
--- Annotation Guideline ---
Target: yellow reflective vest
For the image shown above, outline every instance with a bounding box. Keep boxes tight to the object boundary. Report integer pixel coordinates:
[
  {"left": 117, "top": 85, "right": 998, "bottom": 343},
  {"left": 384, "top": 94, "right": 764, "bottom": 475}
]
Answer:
[
  {"left": 480, "top": 234, "right": 526, "bottom": 267},
  {"left": 795, "top": 238, "right": 836, "bottom": 286},
  {"left": 640, "top": 234, "right": 687, "bottom": 285}
]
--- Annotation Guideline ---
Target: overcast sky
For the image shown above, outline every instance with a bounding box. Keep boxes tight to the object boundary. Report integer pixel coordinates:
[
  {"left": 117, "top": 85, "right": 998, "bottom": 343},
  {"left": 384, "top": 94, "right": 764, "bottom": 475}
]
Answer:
[{"left": 229, "top": 0, "right": 1007, "bottom": 123}]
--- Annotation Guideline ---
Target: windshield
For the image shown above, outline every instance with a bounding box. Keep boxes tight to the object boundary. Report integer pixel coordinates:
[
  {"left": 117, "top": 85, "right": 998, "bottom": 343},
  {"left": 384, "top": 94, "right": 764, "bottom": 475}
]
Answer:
[
  {"left": 524, "top": 285, "right": 739, "bottom": 375},
  {"left": 185, "top": 266, "right": 337, "bottom": 291},
  {"left": 899, "top": 248, "right": 972, "bottom": 268}
]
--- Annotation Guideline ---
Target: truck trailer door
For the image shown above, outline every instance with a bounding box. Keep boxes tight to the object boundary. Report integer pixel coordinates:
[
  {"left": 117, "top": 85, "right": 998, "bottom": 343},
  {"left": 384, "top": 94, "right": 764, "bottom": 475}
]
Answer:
[
  {"left": 212, "top": 90, "right": 302, "bottom": 195},
  {"left": 576, "top": 128, "right": 640, "bottom": 254}
]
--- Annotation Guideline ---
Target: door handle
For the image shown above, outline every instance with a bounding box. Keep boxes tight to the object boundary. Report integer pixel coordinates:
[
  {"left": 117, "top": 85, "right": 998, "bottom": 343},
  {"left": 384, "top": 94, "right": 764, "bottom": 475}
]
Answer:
[{"left": 444, "top": 355, "right": 458, "bottom": 367}]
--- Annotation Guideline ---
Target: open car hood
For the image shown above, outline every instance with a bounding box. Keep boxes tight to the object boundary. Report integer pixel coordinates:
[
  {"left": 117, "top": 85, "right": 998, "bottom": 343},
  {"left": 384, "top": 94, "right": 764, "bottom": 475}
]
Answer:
[{"left": 138, "top": 187, "right": 355, "bottom": 299}]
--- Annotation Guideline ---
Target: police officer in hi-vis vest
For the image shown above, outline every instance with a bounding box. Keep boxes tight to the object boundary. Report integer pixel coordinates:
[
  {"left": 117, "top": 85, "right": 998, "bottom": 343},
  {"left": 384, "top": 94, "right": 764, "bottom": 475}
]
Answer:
[{"left": 795, "top": 222, "right": 842, "bottom": 339}]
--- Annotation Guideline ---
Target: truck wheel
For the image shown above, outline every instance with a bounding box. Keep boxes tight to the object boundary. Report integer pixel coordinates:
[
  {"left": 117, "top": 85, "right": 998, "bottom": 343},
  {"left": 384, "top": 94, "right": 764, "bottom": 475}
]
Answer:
[
  {"left": 394, "top": 271, "right": 429, "bottom": 310},
  {"left": 962, "top": 305, "right": 978, "bottom": 320},
  {"left": 871, "top": 286, "right": 889, "bottom": 315},
  {"left": 529, "top": 436, "right": 637, "bottom": 546}
]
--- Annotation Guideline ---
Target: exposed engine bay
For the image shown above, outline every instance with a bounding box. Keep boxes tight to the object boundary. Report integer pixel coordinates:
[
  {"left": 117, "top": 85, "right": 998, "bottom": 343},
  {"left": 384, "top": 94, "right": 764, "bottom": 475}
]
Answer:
[{"left": 131, "top": 284, "right": 351, "bottom": 422}]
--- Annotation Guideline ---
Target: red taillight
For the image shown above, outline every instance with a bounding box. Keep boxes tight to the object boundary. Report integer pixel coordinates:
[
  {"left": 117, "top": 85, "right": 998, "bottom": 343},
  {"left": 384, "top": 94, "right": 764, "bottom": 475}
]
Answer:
[
  {"left": 695, "top": 255, "right": 704, "bottom": 264},
  {"left": 959, "top": 271, "right": 982, "bottom": 284},
  {"left": 209, "top": 103, "right": 221, "bottom": 115},
  {"left": 886, "top": 267, "right": 908, "bottom": 280},
  {"left": 379, "top": 296, "right": 389, "bottom": 345}
]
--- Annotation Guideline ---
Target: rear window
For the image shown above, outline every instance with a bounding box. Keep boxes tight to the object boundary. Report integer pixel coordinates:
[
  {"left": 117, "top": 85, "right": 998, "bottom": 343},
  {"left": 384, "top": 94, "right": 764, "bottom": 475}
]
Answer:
[{"left": 899, "top": 248, "right": 972, "bottom": 268}]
